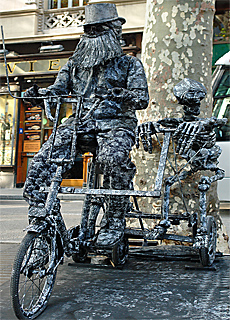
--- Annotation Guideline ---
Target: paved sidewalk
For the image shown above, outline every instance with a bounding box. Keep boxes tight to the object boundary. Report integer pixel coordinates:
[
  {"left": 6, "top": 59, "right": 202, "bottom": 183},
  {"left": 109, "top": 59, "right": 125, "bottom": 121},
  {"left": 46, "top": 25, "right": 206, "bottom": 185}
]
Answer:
[
  {"left": 1, "top": 243, "right": 230, "bottom": 320},
  {"left": 0, "top": 243, "right": 19, "bottom": 286}
]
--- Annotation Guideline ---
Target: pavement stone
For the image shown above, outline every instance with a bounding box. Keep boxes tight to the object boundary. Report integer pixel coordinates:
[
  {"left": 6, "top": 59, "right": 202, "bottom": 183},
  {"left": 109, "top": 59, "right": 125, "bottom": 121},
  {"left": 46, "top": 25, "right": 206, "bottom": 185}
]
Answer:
[
  {"left": 0, "top": 243, "right": 229, "bottom": 320},
  {"left": 0, "top": 190, "right": 229, "bottom": 319},
  {"left": 0, "top": 243, "right": 19, "bottom": 286}
]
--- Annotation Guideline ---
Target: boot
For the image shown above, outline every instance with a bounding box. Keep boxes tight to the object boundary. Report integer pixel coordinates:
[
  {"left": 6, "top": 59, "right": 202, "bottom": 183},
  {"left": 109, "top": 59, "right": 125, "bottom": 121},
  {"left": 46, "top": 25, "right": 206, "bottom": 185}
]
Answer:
[
  {"left": 28, "top": 195, "right": 61, "bottom": 218},
  {"left": 28, "top": 203, "right": 47, "bottom": 218},
  {"left": 96, "top": 196, "right": 128, "bottom": 248}
]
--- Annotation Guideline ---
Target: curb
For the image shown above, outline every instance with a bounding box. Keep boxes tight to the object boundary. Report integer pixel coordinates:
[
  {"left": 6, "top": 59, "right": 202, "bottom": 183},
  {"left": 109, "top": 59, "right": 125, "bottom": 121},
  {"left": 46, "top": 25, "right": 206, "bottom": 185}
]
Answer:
[
  {"left": 0, "top": 195, "right": 24, "bottom": 200},
  {"left": 0, "top": 194, "right": 85, "bottom": 201}
]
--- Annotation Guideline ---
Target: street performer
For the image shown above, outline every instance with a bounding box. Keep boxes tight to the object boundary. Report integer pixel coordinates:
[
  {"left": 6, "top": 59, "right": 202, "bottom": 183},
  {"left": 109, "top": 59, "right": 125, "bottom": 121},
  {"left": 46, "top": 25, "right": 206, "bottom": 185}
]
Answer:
[
  {"left": 136, "top": 78, "right": 226, "bottom": 238},
  {"left": 23, "top": 2, "right": 149, "bottom": 249}
]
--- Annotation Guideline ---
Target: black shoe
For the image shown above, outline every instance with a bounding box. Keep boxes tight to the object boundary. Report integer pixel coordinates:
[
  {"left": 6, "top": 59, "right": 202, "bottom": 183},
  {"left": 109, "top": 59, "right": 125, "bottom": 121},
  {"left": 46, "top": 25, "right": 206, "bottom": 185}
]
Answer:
[{"left": 96, "top": 228, "right": 124, "bottom": 249}]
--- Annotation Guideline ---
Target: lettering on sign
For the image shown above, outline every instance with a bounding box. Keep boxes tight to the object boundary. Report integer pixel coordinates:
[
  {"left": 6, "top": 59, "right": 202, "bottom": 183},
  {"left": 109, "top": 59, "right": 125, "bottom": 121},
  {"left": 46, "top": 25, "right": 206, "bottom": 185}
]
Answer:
[
  {"left": 29, "top": 61, "right": 37, "bottom": 72},
  {"left": 6, "top": 62, "right": 20, "bottom": 74},
  {"left": 0, "top": 58, "right": 68, "bottom": 76},
  {"left": 48, "top": 59, "right": 61, "bottom": 71}
]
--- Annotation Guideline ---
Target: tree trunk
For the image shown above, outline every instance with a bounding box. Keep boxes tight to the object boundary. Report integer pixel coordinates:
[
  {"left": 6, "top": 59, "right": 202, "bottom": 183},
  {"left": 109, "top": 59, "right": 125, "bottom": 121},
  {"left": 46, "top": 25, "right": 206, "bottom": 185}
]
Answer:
[{"left": 131, "top": 0, "right": 229, "bottom": 252}]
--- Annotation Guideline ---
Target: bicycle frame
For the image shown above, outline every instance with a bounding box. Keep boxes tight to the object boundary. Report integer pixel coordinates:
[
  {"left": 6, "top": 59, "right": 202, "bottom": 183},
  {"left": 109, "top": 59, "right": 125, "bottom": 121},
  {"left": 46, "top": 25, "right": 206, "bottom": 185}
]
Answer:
[{"left": 37, "top": 96, "right": 199, "bottom": 251}]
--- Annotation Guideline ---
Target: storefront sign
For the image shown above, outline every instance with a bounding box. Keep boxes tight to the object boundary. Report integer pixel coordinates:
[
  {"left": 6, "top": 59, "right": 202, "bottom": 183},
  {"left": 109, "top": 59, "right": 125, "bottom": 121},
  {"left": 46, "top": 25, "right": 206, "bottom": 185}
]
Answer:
[
  {"left": 24, "top": 140, "right": 40, "bottom": 153},
  {"left": 0, "top": 58, "right": 68, "bottom": 76}
]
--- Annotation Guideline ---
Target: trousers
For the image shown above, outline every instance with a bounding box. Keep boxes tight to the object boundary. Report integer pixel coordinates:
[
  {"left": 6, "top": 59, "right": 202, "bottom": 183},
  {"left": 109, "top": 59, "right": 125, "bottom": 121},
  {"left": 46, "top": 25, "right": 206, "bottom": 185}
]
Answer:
[{"left": 23, "top": 116, "right": 136, "bottom": 211}]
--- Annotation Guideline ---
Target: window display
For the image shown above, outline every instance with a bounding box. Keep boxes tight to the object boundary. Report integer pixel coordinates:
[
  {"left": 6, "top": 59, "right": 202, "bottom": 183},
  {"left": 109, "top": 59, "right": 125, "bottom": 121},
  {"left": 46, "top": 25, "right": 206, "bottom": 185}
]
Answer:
[
  {"left": 24, "top": 106, "right": 42, "bottom": 152},
  {"left": 0, "top": 95, "right": 18, "bottom": 165}
]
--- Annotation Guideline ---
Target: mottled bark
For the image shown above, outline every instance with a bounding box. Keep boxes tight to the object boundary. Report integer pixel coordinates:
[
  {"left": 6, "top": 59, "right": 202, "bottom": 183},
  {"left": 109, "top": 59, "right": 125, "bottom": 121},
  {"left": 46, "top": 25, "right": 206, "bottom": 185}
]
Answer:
[
  {"left": 141, "top": 0, "right": 214, "bottom": 121},
  {"left": 131, "top": 0, "right": 229, "bottom": 252}
]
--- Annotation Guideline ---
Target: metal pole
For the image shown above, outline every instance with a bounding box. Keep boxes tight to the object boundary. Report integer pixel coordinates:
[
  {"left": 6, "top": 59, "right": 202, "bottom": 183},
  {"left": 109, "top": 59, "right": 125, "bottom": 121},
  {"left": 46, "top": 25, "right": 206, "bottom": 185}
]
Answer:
[
  {"left": 11, "top": 94, "right": 17, "bottom": 165},
  {"left": 1, "top": 26, "right": 17, "bottom": 99}
]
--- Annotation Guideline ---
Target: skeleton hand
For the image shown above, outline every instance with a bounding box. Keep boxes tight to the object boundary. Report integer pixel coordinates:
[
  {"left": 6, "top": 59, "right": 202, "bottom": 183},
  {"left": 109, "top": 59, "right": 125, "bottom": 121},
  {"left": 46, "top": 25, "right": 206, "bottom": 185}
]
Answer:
[
  {"left": 33, "top": 88, "right": 55, "bottom": 122},
  {"left": 174, "top": 121, "right": 204, "bottom": 156},
  {"left": 135, "top": 121, "right": 157, "bottom": 153}
]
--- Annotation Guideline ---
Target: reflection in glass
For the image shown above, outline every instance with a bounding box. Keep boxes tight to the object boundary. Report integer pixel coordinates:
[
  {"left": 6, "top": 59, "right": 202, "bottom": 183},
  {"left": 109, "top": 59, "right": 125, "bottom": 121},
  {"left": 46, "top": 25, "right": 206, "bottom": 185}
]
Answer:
[
  {"left": 50, "top": 0, "right": 89, "bottom": 9},
  {"left": 0, "top": 95, "right": 17, "bottom": 165},
  {"left": 213, "top": 69, "right": 230, "bottom": 141}
]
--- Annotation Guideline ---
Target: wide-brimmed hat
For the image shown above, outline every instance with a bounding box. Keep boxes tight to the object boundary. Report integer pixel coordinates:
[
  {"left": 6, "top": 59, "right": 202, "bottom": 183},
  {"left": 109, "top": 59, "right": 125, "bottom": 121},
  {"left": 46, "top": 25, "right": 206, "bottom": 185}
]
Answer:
[{"left": 84, "top": 3, "right": 126, "bottom": 26}]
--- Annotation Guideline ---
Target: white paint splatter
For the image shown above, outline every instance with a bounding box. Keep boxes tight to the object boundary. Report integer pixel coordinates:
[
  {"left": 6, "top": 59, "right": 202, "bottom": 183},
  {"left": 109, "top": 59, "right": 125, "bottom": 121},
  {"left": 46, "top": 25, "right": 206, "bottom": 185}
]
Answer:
[
  {"left": 190, "top": 28, "right": 196, "bottom": 40},
  {"left": 187, "top": 48, "right": 193, "bottom": 57},
  {"left": 159, "top": 49, "right": 172, "bottom": 66},
  {"left": 161, "top": 12, "right": 168, "bottom": 23},
  {"left": 172, "top": 6, "right": 178, "bottom": 18}
]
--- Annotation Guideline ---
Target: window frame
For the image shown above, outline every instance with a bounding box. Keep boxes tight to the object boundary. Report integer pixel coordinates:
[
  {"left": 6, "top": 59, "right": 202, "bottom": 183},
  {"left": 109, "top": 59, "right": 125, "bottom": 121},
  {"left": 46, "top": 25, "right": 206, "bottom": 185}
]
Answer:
[{"left": 48, "top": 0, "right": 86, "bottom": 9}]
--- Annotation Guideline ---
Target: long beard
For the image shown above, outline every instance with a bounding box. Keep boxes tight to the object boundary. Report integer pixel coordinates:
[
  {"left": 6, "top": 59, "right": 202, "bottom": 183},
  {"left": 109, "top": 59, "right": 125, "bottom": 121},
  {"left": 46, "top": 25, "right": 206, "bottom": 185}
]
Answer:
[{"left": 70, "top": 30, "right": 123, "bottom": 70}]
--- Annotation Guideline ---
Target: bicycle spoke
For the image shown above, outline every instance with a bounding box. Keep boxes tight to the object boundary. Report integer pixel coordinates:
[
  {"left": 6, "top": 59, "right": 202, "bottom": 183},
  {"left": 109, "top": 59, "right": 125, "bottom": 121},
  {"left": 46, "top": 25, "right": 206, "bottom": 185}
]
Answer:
[
  {"left": 19, "top": 273, "right": 43, "bottom": 300},
  {"left": 18, "top": 238, "right": 49, "bottom": 311},
  {"left": 11, "top": 232, "right": 58, "bottom": 318}
]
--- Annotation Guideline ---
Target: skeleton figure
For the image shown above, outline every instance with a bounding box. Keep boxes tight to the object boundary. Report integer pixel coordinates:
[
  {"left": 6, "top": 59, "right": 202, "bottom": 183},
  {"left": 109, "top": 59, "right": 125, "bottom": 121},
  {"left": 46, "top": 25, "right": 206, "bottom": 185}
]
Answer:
[
  {"left": 136, "top": 78, "right": 226, "bottom": 235},
  {"left": 23, "top": 3, "right": 149, "bottom": 249}
]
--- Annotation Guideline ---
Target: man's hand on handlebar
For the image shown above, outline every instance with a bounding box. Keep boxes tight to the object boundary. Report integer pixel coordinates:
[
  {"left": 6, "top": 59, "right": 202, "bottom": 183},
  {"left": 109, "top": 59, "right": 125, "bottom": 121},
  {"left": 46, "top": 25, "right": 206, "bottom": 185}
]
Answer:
[
  {"left": 23, "top": 84, "right": 43, "bottom": 106},
  {"left": 23, "top": 84, "right": 55, "bottom": 122}
]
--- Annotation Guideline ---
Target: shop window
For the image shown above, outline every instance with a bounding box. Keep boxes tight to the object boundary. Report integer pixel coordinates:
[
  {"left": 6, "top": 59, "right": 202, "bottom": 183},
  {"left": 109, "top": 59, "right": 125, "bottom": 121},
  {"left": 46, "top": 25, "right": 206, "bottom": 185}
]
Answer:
[
  {"left": 49, "top": 0, "right": 89, "bottom": 9},
  {"left": 23, "top": 105, "right": 42, "bottom": 153},
  {"left": 0, "top": 95, "right": 18, "bottom": 165},
  {"left": 42, "top": 101, "right": 72, "bottom": 143}
]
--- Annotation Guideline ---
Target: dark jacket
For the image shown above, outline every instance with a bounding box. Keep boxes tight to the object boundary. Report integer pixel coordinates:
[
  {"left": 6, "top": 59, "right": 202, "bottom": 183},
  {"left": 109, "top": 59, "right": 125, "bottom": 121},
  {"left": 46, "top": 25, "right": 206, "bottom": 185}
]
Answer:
[{"left": 47, "top": 54, "right": 149, "bottom": 132}]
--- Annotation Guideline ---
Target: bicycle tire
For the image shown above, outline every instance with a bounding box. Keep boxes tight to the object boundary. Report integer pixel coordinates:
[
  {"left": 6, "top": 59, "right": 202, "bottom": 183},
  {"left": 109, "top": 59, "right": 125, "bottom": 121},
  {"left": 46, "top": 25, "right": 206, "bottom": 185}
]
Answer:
[
  {"left": 72, "top": 246, "right": 88, "bottom": 263},
  {"left": 111, "top": 237, "right": 129, "bottom": 267},
  {"left": 11, "top": 232, "right": 57, "bottom": 319},
  {"left": 199, "top": 216, "right": 217, "bottom": 267}
]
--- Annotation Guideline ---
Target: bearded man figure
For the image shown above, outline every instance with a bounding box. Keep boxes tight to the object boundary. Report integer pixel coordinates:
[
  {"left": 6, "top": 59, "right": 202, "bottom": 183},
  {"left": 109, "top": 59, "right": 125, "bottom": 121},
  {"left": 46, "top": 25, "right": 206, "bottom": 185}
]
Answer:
[{"left": 23, "top": 2, "right": 149, "bottom": 248}]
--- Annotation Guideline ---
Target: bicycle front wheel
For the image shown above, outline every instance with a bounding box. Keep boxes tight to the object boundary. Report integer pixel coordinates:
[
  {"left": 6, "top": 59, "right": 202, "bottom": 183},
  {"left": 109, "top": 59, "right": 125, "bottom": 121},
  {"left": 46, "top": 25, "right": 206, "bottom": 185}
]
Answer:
[{"left": 11, "top": 232, "right": 57, "bottom": 319}]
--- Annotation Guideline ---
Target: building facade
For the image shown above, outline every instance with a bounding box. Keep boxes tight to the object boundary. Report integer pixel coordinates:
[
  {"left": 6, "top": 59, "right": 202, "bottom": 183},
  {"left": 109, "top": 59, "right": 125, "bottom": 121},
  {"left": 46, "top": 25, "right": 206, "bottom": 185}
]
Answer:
[
  {"left": 0, "top": 0, "right": 229, "bottom": 187},
  {"left": 0, "top": 0, "right": 146, "bottom": 187}
]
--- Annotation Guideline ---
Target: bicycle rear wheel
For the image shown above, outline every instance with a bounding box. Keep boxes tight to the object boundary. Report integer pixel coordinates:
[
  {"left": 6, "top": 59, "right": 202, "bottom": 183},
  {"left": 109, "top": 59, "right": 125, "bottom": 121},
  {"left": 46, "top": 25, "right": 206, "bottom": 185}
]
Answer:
[
  {"left": 199, "top": 216, "right": 217, "bottom": 267},
  {"left": 11, "top": 232, "right": 57, "bottom": 319}
]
